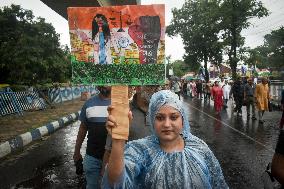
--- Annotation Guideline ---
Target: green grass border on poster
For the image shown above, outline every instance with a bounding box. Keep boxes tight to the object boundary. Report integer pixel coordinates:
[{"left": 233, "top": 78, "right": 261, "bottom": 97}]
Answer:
[{"left": 71, "top": 58, "right": 165, "bottom": 86}]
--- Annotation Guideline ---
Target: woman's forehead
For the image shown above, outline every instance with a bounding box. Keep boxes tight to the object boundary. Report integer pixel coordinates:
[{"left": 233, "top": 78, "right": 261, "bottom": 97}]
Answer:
[
  {"left": 95, "top": 17, "right": 103, "bottom": 21},
  {"left": 157, "top": 105, "right": 180, "bottom": 113}
]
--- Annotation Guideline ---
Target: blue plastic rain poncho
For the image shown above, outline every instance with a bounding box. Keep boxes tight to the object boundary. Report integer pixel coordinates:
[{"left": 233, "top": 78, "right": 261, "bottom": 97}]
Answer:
[{"left": 102, "top": 90, "right": 228, "bottom": 189}]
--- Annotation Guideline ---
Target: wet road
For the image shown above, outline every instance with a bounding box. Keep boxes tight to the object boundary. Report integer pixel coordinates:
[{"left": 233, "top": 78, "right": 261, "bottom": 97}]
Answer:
[
  {"left": 0, "top": 96, "right": 282, "bottom": 189},
  {"left": 0, "top": 121, "right": 87, "bottom": 189},
  {"left": 184, "top": 96, "right": 280, "bottom": 189}
]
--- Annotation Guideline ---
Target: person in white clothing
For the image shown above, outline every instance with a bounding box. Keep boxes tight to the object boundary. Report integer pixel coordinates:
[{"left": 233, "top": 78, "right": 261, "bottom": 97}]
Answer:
[
  {"left": 173, "top": 81, "right": 181, "bottom": 99},
  {"left": 187, "top": 81, "right": 193, "bottom": 97},
  {"left": 219, "top": 78, "right": 225, "bottom": 88},
  {"left": 222, "top": 81, "right": 231, "bottom": 108}
]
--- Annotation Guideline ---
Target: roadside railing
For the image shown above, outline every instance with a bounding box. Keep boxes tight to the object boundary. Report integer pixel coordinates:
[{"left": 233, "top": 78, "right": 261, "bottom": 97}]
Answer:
[
  {"left": 0, "top": 91, "right": 45, "bottom": 116},
  {"left": 0, "top": 85, "right": 98, "bottom": 117}
]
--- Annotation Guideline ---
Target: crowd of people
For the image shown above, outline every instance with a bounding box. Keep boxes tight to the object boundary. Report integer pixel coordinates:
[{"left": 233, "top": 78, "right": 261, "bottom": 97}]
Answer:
[
  {"left": 171, "top": 77, "right": 272, "bottom": 123},
  {"left": 72, "top": 78, "right": 283, "bottom": 188}
]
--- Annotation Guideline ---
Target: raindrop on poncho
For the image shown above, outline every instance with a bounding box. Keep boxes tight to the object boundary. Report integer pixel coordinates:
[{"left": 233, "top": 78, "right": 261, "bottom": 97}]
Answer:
[{"left": 102, "top": 90, "right": 228, "bottom": 189}]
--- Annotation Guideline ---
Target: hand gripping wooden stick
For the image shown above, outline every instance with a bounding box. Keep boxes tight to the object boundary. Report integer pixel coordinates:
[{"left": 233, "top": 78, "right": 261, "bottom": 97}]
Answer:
[{"left": 111, "top": 86, "right": 129, "bottom": 140}]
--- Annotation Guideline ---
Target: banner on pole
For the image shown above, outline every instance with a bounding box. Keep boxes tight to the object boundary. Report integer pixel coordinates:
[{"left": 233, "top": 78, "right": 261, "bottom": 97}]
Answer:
[{"left": 67, "top": 4, "right": 165, "bottom": 85}]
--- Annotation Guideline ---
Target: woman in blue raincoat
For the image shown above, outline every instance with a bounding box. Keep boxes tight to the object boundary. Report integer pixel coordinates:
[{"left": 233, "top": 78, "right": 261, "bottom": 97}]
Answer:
[{"left": 103, "top": 90, "right": 228, "bottom": 189}]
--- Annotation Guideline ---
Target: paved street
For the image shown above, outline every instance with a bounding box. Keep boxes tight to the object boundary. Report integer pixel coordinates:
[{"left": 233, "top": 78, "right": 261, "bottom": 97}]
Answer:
[
  {"left": 184, "top": 96, "right": 280, "bottom": 188},
  {"left": 0, "top": 96, "right": 282, "bottom": 189}
]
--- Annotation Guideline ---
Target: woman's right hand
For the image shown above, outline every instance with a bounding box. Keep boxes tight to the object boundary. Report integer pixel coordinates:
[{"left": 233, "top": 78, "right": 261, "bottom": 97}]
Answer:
[
  {"left": 106, "top": 106, "right": 117, "bottom": 135},
  {"left": 106, "top": 106, "right": 133, "bottom": 137},
  {"left": 105, "top": 106, "right": 131, "bottom": 184}
]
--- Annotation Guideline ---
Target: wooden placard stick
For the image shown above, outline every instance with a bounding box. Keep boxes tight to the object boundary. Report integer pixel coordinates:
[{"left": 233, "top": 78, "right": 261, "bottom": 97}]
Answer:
[{"left": 110, "top": 85, "right": 129, "bottom": 140}]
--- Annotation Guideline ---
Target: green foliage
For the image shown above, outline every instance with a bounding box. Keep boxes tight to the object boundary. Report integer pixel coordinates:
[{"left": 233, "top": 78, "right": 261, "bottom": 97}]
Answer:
[
  {"left": 71, "top": 57, "right": 165, "bottom": 85},
  {"left": 243, "top": 46, "right": 268, "bottom": 69},
  {"left": 9, "top": 84, "right": 29, "bottom": 92},
  {"left": 263, "top": 27, "right": 284, "bottom": 70},
  {"left": 0, "top": 4, "right": 71, "bottom": 85},
  {"left": 167, "top": 0, "right": 268, "bottom": 81},
  {"left": 183, "top": 55, "right": 200, "bottom": 73},
  {"left": 171, "top": 60, "right": 191, "bottom": 77},
  {"left": 243, "top": 27, "right": 284, "bottom": 72},
  {"left": 167, "top": 0, "right": 224, "bottom": 82},
  {"left": 220, "top": 0, "right": 268, "bottom": 79}
]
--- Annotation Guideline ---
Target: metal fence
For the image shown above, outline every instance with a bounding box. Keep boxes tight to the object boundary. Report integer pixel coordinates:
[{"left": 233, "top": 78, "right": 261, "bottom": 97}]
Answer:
[
  {"left": 0, "top": 85, "right": 98, "bottom": 117},
  {"left": 0, "top": 92, "right": 46, "bottom": 116}
]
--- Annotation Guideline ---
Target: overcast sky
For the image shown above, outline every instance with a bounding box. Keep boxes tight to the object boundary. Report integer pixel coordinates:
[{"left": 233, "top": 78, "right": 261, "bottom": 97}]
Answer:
[{"left": 0, "top": 0, "right": 283, "bottom": 61}]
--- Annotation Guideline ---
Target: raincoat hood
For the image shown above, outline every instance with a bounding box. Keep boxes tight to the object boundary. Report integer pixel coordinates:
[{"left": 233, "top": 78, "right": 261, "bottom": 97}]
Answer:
[{"left": 148, "top": 90, "right": 190, "bottom": 139}]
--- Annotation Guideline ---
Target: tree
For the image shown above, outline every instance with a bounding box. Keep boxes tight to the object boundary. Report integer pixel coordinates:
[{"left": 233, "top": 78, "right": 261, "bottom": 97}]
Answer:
[
  {"left": 167, "top": 0, "right": 223, "bottom": 82},
  {"left": 0, "top": 4, "right": 71, "bottom": 85},
  {"left": 172, "top": 60, "right": 190, "bottom": 77},
  {"left": 243, "top": 47, "right": 268, "bottom": 69},
  {"left": 184, "top": 55, "right": 200, "bottom": 73},
  {"left": 220, "top": 0, "right": 268, "bottom": 80},
  {"left": 262, "top": 27, "right": 284, "bottom": 71},
  {"left": 243, "top": 27, "right": 284, "bottom": 72}
]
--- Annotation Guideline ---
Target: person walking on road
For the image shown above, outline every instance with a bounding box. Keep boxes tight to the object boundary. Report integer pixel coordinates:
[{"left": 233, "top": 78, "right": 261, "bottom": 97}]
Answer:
[
  {"left": 204, "top": 81, "right": 212, "bottom": 101},
  {"left": 231, "top": 78, "right": 244, "bottom": 116},
  {"left": 163, "top": 79, "right": 171, "bottom": 90},
  {"left": 73, "top": 86, "right": 111, "bottom": 189},
  {"left": 196, "top": 80, "right": 203, "bottom": 99},
  {"left": 254, "top": 77, "right": 270, "bottom": 123},
  {"left": 187, "top": 80, "right": 193, "bottom": 97},
  {"left": 222, "top": 80, "right": 231, "bottom": 108},
  {"left": 103, "top": 90, "right": 228, "bottom": 188},
  {"left": 172, "top": 80, "right": 181, "bottom": 99},
  {"left": 191, "top": 80, "right": 197, "bottom": 97},
  {"left": 182, "top": 80, "right": 188, "bottom": 96},
  {"left": 244, "top": 78, "right": 257, "bottom": 120},
  {"left": 219, "top": 78, "right": 225, "bottom": 88},
  {"left": 128, "top": 86, "right": 159, "bottom": 140},
  {"left": 211, "top": 81, "right": 224, "bottom": 114}
]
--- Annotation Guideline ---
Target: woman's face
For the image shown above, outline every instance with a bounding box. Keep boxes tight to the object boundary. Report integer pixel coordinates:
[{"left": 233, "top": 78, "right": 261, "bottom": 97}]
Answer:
[
  {"left": 154, "top": 105, "right": 183, "bottom": 142},
  {"left": 95, "top": 17, "right": 104, "bottom": 27}
]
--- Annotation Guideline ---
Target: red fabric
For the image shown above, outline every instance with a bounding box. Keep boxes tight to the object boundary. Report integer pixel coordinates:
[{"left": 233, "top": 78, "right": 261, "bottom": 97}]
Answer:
[{"left": 212, "top": 86, "right": 223, "bottom": 112}]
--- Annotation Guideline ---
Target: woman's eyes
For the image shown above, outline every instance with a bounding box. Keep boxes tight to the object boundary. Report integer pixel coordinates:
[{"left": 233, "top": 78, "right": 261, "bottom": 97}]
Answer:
[
  {"left": 155, "top": 115, "right": 164, "bottom": 121},
  {"left": 170, "top": 115, "right": 179, "bottom": 120},
  {"left": 155, "top": 115, "right": 179, "bottom": 121}
]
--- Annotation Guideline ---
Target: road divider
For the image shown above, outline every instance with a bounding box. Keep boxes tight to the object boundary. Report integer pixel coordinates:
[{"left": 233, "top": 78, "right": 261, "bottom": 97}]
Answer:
[{"left": 0, "top": 111, "right": 81, "bottom": 159}]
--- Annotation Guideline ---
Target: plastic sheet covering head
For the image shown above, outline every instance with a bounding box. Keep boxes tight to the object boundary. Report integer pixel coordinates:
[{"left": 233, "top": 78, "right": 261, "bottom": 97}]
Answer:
[
  {"left": 102, "top": 90, "right": 229, "bottom": 189},
  {"left": 148, "top": 90, "right": 190, "bottom": 139}
]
